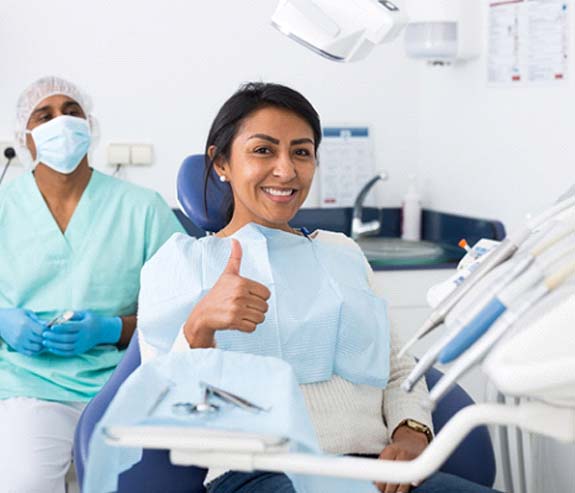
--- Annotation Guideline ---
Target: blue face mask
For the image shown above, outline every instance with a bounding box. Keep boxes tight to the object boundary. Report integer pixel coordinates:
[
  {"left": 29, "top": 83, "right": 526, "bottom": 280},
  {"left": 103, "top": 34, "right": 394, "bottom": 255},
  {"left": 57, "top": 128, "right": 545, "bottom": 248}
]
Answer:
[{"left": 28, "top": 115, "right": 91, "bottom": 174}]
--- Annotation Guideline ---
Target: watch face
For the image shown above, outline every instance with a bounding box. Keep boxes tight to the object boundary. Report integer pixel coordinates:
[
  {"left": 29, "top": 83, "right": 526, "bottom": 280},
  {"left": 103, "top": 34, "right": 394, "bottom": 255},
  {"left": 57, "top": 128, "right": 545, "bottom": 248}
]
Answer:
[
  {"left": 403, "top": 419, "right": 432, "bottom": 440},
  {"left": 379, "top": 0, "right": 399, "bottom": 11}
]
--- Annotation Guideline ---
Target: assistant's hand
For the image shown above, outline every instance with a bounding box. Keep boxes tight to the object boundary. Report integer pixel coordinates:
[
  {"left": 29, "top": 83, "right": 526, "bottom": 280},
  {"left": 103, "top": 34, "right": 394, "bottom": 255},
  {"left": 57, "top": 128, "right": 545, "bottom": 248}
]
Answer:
[
  {"left": 42, "top": 310, "right": 122, "bottom": 356},
  {"left": 184, "top": 239, "right": 271, "bottom": 348},
  {"left": 0, "top": 308, "right": 46, "bottom": 356},
  {"left": 375, "top": 426, "right": 429, "bottom": 493}
]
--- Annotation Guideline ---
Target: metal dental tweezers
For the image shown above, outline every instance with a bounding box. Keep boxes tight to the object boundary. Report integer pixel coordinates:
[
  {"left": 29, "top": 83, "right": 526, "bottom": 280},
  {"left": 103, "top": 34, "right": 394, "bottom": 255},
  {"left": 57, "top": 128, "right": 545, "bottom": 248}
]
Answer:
[{"left": 200, "top": 381, "right": 271, "bottom": 413}]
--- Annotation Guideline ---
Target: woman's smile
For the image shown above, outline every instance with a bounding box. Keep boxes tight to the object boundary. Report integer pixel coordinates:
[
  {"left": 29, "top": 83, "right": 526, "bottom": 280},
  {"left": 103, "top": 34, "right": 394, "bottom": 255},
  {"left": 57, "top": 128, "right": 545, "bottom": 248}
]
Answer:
[{"left": 261, "top": 186, "right": 298, "bottom": 203}]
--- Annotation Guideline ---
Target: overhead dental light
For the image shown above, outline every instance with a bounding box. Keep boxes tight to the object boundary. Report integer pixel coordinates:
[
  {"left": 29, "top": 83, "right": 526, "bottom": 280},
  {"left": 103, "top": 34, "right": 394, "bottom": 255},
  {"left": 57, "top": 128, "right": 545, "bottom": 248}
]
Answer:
[{"left": 271, "top": 0, "right": 408, "bottom": 63}]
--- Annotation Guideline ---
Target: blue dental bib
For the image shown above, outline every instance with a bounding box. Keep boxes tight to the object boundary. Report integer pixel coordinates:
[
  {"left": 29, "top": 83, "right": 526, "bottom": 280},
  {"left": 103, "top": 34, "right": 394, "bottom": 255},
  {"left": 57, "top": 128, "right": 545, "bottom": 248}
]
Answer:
[{"left": 138, "top": 223, "right": 390, "bottom": 388}]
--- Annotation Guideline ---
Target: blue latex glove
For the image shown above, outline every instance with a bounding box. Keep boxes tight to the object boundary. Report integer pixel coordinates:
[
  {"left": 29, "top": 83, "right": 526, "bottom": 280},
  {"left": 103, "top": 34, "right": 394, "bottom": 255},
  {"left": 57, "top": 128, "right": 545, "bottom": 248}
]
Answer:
[
  {"left": 0, "top": 308, "right": 46, "bottom": 356},
  {"left": 42, "top": 310, "right": 122, "bottom": 356}
]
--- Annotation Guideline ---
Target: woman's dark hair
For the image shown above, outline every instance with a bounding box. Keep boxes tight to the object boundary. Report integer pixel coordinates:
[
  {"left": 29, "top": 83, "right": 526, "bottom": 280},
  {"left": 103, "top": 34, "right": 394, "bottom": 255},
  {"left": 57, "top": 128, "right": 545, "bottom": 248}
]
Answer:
[{"left": 203, "top": 82, "right": 322, "bottom": 222}]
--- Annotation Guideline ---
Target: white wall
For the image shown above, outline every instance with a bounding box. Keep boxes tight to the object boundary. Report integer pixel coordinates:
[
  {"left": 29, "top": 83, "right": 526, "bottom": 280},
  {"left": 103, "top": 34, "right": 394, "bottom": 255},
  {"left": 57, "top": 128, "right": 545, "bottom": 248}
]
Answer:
[
  {"left": 412, "top": 0, "right": 575, "bottom": 230},
  {"left": 0, "top": 0, "right": 420, "bottom": 208},
  {"left": 1, "top": 1, "right": 573, "bottom": 228}
]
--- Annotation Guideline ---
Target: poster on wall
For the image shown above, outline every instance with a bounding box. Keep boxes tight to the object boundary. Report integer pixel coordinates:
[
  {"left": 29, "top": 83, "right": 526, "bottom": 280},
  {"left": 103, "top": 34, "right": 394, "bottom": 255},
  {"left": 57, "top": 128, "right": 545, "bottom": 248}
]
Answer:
[
  {"left": 488, "top": 0, "right": 569, "bottom": 85},
  {"left": 318, "top": 127, "right": 376, "bottom": 208}
]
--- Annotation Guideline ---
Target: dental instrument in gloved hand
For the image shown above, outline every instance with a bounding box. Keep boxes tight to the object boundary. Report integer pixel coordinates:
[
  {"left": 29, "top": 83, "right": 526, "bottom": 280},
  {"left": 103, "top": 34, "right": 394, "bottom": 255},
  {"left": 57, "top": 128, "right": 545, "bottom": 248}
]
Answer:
[
  {"left": 42, "top": 310, "right": 122, "bottom": 356},
  {"left": 0, "top": 308, "right": 46, "bottom": 356},
  {"left": 46, "top": 310, "right": 75, "bottom": 328}
]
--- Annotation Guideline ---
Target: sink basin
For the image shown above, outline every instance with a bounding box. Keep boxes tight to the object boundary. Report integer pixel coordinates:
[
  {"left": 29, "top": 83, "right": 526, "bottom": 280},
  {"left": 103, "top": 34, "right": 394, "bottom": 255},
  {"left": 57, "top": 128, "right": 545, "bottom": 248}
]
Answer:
[{"left": 356, "top": 238, "right": 449, "bottom": 266}]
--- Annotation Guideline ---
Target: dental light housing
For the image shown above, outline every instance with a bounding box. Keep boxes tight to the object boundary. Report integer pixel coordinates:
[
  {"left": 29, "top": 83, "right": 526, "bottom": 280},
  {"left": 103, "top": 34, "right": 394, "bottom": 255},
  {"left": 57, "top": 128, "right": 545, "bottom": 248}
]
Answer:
[{"left": 271, "top": 0, "right": 408, "bottom": 62}]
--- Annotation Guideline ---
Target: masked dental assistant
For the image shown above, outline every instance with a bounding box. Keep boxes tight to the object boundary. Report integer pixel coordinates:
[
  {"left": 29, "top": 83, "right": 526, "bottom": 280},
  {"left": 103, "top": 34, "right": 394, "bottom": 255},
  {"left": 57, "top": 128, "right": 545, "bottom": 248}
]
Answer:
[{"left": 0, "top": 76, "right": 184, "bottom": 492}]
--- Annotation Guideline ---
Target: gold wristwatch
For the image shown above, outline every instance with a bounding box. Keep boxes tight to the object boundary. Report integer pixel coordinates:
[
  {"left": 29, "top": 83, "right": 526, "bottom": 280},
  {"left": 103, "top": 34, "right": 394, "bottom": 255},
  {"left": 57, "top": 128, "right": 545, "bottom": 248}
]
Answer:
[{"left": 395, "top": 419, "right": 433, "bottom": 443}]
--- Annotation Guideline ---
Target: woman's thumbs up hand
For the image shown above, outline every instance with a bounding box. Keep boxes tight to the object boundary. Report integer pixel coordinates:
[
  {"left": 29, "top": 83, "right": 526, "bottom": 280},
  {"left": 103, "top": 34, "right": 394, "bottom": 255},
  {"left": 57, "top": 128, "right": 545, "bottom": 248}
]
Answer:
[{"left": 183, "top": 239, "right": 271, "bottom": 348}]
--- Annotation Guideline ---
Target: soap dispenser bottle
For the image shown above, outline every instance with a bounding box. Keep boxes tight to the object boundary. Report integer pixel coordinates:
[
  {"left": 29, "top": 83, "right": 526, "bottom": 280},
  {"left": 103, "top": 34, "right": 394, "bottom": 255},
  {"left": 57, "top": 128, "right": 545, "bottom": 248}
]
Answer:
[{"left": 401, "top": 174, "right": 421, "bottom": 241}]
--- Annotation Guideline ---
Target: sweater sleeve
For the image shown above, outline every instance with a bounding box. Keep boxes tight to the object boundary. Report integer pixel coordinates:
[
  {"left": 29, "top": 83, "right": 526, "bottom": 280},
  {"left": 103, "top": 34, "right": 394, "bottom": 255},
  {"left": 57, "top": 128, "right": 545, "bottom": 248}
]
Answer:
[
  {"left": 365, "top": 248, "right": 434, "bottom": 438},
  {"left": 382, "top": 325, "right": 434, "bottom": 439}
]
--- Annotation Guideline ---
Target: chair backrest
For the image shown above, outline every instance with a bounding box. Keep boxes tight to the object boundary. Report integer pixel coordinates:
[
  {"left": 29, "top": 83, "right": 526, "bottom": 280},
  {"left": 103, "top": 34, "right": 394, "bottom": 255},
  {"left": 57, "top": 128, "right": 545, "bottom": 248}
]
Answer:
[{"left": 177, "top": 154, "right": 231, "bottom": 233}]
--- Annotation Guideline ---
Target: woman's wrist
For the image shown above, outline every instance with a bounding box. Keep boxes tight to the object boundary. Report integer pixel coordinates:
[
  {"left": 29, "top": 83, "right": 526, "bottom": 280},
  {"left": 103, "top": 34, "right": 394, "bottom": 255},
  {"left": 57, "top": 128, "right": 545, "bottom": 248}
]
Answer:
[
  {"left": 392, "top": 423, "right": 431, "bottom": 446},
  {"left": 183, "top": 315, "right": 216, "bottom": 348}
]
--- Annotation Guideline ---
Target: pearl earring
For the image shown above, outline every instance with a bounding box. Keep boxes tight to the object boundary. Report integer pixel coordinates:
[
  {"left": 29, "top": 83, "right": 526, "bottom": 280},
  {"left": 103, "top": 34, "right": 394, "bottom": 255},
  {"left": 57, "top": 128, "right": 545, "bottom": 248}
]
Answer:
[{"left": 219, "top": 175, "right": 226, "bottom": 182}]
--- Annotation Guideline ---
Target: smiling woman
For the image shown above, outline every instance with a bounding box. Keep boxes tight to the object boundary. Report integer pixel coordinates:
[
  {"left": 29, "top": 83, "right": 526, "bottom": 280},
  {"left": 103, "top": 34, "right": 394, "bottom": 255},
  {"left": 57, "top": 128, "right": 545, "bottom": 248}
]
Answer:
[
  {"left": 202, "top": 82, "right": 322, "bottom": 233},
  {"left": 212, "top": 106, "right": 316, "bottom": 234},
  {"left": 134, "top": 82, "right": 501, "bottom": 493}
]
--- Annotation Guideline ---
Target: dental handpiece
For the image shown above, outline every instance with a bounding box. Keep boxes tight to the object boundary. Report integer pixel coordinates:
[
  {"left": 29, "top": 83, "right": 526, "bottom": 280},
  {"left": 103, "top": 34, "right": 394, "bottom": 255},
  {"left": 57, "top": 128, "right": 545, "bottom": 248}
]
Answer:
[
  {"left": 398, "top": 236, "right": 524, "bottom": 359},
  {"left": 427, "top": 258, "right": 575, "bottom": 408},
  {"left": 401, "top": 259, "right": 516, "bottom": 393},
  {"left": 426, "top": 286, "right": 549, "bottom": 409},
  {"left": 438, "top": 238, "right": 575, "bottom": 364},
  {"left": 402, "top": 237, "right": 575, "bottom": 392},
  {"left": 399, "top": 196, "right": 575, "bottom": 359}
]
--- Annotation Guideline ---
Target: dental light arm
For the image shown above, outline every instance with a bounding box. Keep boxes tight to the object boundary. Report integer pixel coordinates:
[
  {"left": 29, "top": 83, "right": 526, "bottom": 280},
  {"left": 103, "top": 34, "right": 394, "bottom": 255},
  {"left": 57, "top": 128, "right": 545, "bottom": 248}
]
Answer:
[{"left": 271, "top": 0, "right": 408, "bottom": 62}]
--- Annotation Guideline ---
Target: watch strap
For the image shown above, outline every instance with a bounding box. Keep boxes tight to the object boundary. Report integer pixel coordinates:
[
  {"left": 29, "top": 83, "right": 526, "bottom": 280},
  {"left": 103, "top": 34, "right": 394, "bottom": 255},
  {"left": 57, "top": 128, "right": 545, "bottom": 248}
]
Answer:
[{"left": 395, "top": 418, "right": 433, "bottom": 443}]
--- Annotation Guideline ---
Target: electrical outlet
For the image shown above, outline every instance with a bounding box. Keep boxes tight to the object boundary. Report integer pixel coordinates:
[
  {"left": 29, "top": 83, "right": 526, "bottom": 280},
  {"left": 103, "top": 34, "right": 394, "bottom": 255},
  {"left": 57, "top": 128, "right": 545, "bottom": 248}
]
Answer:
[{"left": 0, "top": 141, "right": 21, "bottom": 167}]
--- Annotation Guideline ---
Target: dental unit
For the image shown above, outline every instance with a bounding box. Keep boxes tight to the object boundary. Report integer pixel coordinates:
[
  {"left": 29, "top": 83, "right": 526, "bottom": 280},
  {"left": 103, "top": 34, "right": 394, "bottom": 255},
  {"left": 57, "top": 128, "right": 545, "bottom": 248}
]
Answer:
[
  {"left": 399, "top": 194, "right": 575, "bottom": 358},
  {"left": 427, "top": 275, "right": 575, "bottom": 408},
  {"left": 401, "top": 220, "right": 575, "bottom": 392},
  {"left": 437, "top": 236, "right": 575, "bottom": 364}
]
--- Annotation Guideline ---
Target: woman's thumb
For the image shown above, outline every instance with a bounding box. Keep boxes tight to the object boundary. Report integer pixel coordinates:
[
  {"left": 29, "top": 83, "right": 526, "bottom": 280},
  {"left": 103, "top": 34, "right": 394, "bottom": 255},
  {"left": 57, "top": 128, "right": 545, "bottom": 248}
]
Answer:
[{"left": 223, "top": 239, "right": 242, "bottom": 275}]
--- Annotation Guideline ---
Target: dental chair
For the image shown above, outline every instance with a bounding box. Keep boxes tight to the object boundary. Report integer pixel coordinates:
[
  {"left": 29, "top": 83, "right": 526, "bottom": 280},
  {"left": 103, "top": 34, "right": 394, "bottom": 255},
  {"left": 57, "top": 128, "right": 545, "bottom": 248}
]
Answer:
[{"left": 73, "top": 155, "right": 496, "bottom": 491}]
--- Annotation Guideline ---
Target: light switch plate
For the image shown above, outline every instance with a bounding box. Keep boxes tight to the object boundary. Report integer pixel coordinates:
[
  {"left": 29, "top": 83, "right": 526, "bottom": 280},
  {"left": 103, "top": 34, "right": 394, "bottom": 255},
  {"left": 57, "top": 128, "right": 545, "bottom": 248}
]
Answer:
[
  {"left": 130, "top": 144, "right": 153, "bottom": 166},
  {"left": 107, "top": 143, "right": 131, "bottom": 166}
]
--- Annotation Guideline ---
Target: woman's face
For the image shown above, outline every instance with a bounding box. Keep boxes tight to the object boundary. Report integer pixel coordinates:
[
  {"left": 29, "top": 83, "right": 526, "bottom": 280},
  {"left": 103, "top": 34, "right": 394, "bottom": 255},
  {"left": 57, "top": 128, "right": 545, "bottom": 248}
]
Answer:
[
  {"left": 215, "top": 106, "right": 317, "bottom": 231},
  {"left": 25, "top": 94, "right": 86, "bottom": 160}
]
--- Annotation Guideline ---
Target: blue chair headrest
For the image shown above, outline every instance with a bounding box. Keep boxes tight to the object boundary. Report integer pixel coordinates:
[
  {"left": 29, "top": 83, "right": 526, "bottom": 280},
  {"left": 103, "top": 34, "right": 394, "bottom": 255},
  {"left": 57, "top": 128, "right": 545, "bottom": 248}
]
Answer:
[{"left": 177, "top": 154, "right": 232, "bottom": 233}]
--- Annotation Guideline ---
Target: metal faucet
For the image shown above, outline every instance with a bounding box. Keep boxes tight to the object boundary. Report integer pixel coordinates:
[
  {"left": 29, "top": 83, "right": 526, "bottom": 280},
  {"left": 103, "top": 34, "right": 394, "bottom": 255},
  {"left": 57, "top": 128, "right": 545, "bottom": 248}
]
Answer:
[{"left": 351, "top": 172, "right": 389, "bottom": 240}]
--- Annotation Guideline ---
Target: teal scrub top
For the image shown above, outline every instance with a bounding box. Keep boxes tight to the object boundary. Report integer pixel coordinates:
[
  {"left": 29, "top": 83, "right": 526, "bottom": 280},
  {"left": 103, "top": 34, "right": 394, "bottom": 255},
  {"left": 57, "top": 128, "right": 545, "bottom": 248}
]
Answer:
[{"left": 0, "top": 170, "right": 185, "bottom": 402}]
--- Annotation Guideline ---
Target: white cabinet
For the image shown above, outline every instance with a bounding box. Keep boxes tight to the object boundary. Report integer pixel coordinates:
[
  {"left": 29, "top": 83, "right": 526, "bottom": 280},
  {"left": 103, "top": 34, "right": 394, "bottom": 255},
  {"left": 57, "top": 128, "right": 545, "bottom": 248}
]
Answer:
[
  {"left": 371, "top": 268, "right": 452, "bottom": 333},
  {"left": 371, "top": 268, "right": 488, "bottom": 404}
]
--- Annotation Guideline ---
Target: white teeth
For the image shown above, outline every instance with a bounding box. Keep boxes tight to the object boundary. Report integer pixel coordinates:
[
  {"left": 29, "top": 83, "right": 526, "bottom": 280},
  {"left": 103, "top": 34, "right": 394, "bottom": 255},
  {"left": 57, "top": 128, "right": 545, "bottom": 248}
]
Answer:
[{"left": 263, "top": 187, "right": 294, "bottom": 197}]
